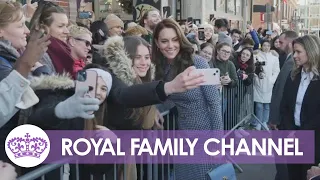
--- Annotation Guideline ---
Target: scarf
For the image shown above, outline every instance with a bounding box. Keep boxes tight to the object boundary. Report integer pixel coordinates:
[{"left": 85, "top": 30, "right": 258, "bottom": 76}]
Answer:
[
  {"left": 238, "top": 57, "right": 249, "bottom": 70},
  {"left": 73, "top": 59, "right": 85, "bottom": 76},
  {"left": 47, "top": 37, "right": 76, "bottom": 79}
]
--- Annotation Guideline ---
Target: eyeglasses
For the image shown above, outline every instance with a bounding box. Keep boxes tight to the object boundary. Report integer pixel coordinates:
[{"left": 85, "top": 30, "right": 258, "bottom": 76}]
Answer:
[
  {"left": 74, "top": 38, "right": 92, "bottom": 47},
  {"left": 220, "top": 49, "right": 231, "bottom": 55}
]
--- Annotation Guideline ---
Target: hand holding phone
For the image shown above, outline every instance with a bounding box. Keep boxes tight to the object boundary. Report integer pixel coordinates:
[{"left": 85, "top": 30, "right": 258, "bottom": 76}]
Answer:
[
  {"left": 190, "top": 68, "right": 221, "bottom": 86},
  {"left": 198, "top": 27, "right": 205, "bottom": 41},
  {"left": 75, "top": 70, "right": 98, "bottom": 114},
  {"left": 187, "top": 17, "right": 193, "bottom": 28}
]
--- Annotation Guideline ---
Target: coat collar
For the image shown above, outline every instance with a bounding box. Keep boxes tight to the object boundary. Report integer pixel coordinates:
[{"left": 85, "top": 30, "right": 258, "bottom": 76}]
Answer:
[
  {"left": 29, "top": 73, "right": 74, "bottom": 91},
  {"left": 0, "top": 40, "right": 20, "bottom": 62}
]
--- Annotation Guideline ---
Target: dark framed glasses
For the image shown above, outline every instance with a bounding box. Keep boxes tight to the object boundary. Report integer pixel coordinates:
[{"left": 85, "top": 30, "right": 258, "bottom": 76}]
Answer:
[{"left": 73, "top": 38, "right": 92, "bottom": 47}]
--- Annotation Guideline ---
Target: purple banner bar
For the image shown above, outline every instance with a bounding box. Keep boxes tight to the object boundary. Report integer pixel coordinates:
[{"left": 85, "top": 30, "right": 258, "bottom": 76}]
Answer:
[{"left": 42, "top": 130, "right": 314, "bottom": 164}]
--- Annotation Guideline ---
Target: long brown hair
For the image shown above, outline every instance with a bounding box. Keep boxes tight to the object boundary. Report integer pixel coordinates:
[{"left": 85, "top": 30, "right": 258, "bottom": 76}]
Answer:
[
  {"left": 123, "top": 36, "right": 156, "bottom": 129},
  {"left": 29, "top": 1, "right": 65, "bottom": 32},
  {"left": 152, "top": 18, "right": 194, "bottom": 81},
  {"left": 123, "top": 36, "right": 152, "bottom": 82}
]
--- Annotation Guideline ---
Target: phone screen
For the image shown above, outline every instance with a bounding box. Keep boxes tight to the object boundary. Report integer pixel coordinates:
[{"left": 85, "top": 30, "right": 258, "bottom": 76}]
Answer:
[
  {"left": 163, "top": 6, "right": 171, "bottom": 17},
  {"left": 187, "top": 17, "right": 193, "bottom": 28},
  {"left": 198, "top": 28, "right": 205, "bottom": 41},
  {"left": 78, "top": 11, "right": 92, "bottom": 19},
  {"left": 210, "top": 14, "right": 215, "bottom": 21}
]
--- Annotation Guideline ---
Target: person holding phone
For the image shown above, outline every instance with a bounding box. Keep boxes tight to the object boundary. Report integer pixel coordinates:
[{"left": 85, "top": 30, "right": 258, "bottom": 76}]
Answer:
[
  {"left": 23, "top": 64, "right": 116, "bottom": 179},
  {"left": 0, "top": 0, "right": 54, "bottom": 164},
  {"left": 152, "top": 18, "right": 224, "bottom": 180}
]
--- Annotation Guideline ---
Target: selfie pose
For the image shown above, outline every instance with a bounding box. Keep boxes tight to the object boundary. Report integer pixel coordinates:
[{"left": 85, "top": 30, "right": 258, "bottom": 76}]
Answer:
[{"left": 152, "top": 18, "right": 224, "bottom": 180}]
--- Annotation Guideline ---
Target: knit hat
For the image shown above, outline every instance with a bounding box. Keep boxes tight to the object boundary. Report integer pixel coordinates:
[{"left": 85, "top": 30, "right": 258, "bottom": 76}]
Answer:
[
  {"left": 217, "top": 32, "right": 232, "bottom": 46},
  {"left": 125, "top": 25, "right": 148, "bottom": 36},
  {"left": 88, "top": 68, "right": 113, "bottom": 96},
  {"left": 104, "top": 14, "right": 124, "bottom": 29}
]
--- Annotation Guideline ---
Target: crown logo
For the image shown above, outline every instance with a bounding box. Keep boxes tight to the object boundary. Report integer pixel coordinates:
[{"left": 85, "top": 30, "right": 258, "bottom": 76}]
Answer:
[{"left": 7, "top": 133, "right": 48, "bottom": 159}]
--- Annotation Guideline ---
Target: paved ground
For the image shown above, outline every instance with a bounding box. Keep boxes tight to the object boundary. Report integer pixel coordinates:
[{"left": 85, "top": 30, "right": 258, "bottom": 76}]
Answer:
[{"left": 236, "top": 164, "right": 276, "bottom": 180}]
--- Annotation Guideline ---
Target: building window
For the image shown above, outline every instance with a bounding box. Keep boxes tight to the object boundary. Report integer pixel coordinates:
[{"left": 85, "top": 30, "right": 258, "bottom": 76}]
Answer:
[
  {"left": 216, "top": 0, "right": 226, "bottom": 12},
  {"left": 206, "top": 0, "right": 215, "bottom": 14},
  {"left": 236, "top": 0, "right": 242, "bottom": 16},
  {"left": 227, "top": 0, "right": 235, "bottom": 14}
]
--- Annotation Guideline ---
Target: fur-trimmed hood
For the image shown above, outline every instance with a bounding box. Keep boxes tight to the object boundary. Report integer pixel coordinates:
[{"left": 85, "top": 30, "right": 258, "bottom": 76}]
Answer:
[
  {"left": 102, "top": 36, "right": 155, "bottom": 86},
  {"left": 0, "top": 40, "right": 20, "bottom": 62},
  {"left": 29, "top": 73, "right": 75, "bottom": 91}
]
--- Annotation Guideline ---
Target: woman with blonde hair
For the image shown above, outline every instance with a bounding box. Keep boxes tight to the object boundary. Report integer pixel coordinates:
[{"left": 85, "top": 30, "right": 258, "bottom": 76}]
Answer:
[
  {"left": 280, "top": 35, "right": 320, "bottom": 180},
  {"left": 68, "top": 24, "right": 92, "bottom": 73},
  {"left": 200, "top": 23, "right": 217, "bottom": 45}
]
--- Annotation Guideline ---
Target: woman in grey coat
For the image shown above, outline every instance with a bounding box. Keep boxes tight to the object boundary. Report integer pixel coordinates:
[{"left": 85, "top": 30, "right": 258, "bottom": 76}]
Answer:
[{"left": 152, "top": 18, "right": 225, "bottom": 180}]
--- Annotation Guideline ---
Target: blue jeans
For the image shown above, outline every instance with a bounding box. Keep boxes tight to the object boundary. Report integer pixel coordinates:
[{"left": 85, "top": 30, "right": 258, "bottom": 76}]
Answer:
[{"left": 254, "top": 102, "right": 270, "bottom": 124}]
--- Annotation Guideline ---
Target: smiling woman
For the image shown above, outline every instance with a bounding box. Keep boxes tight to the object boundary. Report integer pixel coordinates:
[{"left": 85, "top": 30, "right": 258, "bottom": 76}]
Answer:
[
  {"left": 28, "top": 1, "right": 83, "bottom": 79},
  {"left": 151, "top": 18, "right": 224, "bottom": 180},
  {"left": 68, "top": 24, "right": 92, "bottom": 75}
]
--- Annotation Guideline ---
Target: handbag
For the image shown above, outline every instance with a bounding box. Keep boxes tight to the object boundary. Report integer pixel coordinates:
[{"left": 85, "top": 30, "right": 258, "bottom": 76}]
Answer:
[{"left": 207, "top": 163, "right": 237, "bottom": 180}]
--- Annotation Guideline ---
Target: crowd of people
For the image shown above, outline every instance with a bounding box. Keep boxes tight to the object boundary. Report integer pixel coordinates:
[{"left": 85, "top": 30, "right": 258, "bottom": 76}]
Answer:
[{"left": 0, "top": 1, "right": 320, "bottom": 180}]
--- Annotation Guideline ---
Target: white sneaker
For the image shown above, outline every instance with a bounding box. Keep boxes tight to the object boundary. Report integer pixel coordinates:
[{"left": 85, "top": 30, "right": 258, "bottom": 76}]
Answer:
[
  {"left": 255, "top": 124, "right": 262, "bottom": 130},
  {"left": 262, "top": 123, "right": 269, "bottom": 130}
]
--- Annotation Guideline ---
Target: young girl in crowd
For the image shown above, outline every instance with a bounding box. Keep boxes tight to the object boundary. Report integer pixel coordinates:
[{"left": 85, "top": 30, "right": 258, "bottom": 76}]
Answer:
[
  {"left": 25, "top": 64, "right": 115, "bottom": 179},
  {"left": 152, "top": 18, "right": 224, "bottom": 180},
  {"left": 213, "top": 42, "right": 238, "bottom": 88},
  {"left": 233, "top": 47, "right": 255, "bottom": 86},
  {"left": 280, "top": 35, "right": 320, "bottom": 180},
  {"left": 199, "top": 42, "right": 215, "bottom": 67},
  {"left": 102, "top": 35, "right": 161, "bottom": 131}
]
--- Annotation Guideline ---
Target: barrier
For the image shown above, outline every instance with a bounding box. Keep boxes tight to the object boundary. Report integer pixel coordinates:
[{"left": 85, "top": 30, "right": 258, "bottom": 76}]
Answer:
[{"left": 17, "top": 80, "right": 258, "bottom": 180}]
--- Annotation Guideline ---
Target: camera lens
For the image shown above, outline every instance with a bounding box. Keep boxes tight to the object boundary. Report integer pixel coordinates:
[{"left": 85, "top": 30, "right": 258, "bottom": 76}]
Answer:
[{"left": 213, "top": 73, "right": 216, "bottom": 76}]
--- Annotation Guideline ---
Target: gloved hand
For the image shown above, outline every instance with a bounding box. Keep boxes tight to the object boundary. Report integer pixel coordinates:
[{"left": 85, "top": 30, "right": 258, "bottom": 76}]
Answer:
[{"left": 54, "top": 86, "right": 100, "bottom": 119}]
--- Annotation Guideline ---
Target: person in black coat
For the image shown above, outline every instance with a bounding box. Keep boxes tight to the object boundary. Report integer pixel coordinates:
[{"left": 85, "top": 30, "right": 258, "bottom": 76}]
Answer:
[{"left": 279, "top": 35, "right": 320, "bottom": 180}]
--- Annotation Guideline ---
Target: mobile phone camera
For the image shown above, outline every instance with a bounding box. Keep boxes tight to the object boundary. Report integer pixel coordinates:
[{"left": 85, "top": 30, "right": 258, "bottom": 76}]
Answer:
[{"left": 76, "top": 70, "right": 87, "bottom": 82}]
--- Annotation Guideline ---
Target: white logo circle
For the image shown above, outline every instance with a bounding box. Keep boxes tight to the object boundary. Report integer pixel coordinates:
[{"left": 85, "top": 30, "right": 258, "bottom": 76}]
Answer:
[{"left": 5, "top": 124, "right": 50, "bottom": 168}]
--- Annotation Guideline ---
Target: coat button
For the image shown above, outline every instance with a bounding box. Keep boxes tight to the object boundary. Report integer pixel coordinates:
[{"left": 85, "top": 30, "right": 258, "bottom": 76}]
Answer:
[{"left": 20, "top": 82, "right": 25, "bottom": 87}]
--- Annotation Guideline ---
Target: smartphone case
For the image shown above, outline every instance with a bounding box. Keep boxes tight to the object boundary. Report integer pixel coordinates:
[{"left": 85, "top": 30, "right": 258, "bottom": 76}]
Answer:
[{"left": 190, "top": 68, "right": 221, "bottom": 86}]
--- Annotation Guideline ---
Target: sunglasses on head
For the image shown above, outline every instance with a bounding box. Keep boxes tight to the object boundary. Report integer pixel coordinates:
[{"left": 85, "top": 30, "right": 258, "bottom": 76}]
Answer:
[{"left": 74, "top": 38, "right": 92, "bottom": 47}]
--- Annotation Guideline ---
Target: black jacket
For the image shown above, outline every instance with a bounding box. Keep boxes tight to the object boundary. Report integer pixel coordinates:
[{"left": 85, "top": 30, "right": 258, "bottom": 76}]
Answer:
[
  {"left": 26, "top": 74, "right": 85, "bottom": 130},
  {"left": 93, "top": 36, "right": 166, "bottom": 130},
  {"left": 280, "top": 71, "right": 320, "bottom": 164}
]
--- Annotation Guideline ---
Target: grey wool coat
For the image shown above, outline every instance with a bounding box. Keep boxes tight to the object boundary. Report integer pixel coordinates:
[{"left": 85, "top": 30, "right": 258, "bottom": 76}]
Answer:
[{"left": 162, "top": 55, "right": 224, "bottom": 180}]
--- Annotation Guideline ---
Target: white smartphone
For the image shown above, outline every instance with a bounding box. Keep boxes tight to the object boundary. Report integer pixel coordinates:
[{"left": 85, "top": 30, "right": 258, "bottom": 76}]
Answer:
[{"left": 190, "top": 68, "right": 221, "bottom": 86}]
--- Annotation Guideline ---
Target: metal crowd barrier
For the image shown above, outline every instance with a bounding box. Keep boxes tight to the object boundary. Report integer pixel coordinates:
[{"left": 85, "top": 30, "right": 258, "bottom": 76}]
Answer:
[
  {"left": 17, "top": 80, "right": 257, "bottom": 180},
  {"left": 221, "top": 80, "right": 255, "bottom": 130}
]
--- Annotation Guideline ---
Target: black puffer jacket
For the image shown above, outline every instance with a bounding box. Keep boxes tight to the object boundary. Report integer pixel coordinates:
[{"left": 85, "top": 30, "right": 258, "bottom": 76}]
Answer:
[
  {"left": 93, "top": 36, "right": 164, "bottom": 130},
  {"left": 26, "top": 74, "right": 85, "bottom": 130}
]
